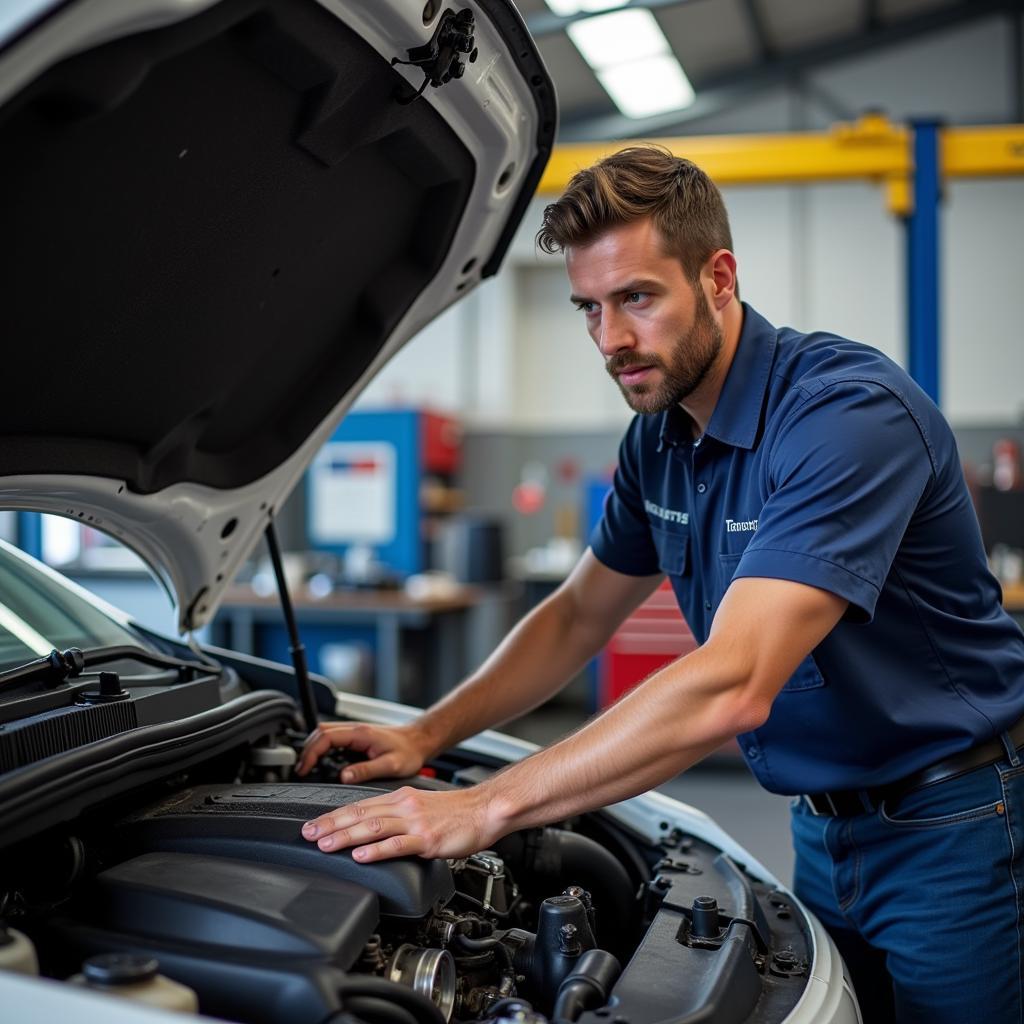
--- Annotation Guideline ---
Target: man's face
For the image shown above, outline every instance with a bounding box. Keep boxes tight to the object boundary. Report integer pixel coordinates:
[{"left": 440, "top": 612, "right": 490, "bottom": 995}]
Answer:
[{"left": 566, "top": 218, "right": 722, "bottom": 415}]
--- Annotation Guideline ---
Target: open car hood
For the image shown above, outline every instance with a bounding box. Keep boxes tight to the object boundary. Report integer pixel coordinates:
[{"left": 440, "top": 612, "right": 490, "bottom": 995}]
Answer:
[{"left": 0, "top": 0, "right": 555, "bottom": 631}]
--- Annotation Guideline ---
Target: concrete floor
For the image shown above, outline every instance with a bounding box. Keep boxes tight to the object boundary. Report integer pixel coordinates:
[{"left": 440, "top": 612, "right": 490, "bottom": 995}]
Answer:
[{"left": 502, "top": 697, "right": 796, "bottom": 885}]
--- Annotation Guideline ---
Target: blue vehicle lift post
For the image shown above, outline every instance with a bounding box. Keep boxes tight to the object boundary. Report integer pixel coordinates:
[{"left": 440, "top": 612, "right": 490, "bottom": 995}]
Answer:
[{"left": 906, "top": 119, "right": 942, "bottom": 406}]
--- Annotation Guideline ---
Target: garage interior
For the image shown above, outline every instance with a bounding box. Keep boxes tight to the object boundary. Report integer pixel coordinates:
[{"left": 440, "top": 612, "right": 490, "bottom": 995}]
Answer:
[{"left": 4, "top": 0, "right": 1023, "bottom": 888}]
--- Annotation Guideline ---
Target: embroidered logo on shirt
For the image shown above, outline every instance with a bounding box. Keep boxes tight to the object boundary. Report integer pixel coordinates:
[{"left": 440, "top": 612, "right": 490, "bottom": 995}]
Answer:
[
  {"left": 645, "top": 500, "right": 689, "bottom": 526},
  {"left": 726, "top": 518, "right": 758, "bottom": 533}
]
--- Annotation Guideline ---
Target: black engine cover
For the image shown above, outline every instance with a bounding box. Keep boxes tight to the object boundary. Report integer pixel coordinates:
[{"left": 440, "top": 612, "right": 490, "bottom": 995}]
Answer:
[
  {"left": 115, "top": 782, "right": 455, "bottom": 918},
  {"left": 78, "top": 851, "right": 377, "bottom": 963},
  {"left": 43, "top": 850, "right": 377, "bottom": 1024}
]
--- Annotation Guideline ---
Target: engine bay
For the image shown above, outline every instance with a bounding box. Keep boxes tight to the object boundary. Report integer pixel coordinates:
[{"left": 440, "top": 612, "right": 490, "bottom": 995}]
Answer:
[
  {"left": 0, "top": 632, "right": 818, "bottom": 1024},
  {"left": 2, "top": 746, "right": 813, "bottom": 1024}
]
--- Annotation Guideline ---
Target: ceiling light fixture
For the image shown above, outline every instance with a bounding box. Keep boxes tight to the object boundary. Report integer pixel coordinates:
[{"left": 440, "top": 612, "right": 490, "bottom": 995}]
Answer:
[
  {"left": 543, "top": 0, "right": 623, "bottom": 17},
  {"left": 597, "top": 54, "right": 696, "bottom": 118},
  {"left": 564, "top": 9, "right": 696, "bottom": 119},
  {"left": 567, "top": 8, "right": 668, "bottom": 69}
]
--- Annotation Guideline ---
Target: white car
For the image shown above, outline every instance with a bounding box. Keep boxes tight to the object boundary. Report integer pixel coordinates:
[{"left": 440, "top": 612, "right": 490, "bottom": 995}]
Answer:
[{"left": 0, "top": 2, "right": 859, "bottom": 1022}]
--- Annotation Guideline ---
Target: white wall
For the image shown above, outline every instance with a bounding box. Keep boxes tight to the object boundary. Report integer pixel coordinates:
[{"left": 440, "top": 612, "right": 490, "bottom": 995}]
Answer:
[
  {"left": 944, "top": 177, "right": 1024, "bottom": 422},
  {"left": 357, "top": 301, "right": 469, "bottom": 410},
  {"left": 357, "top": 14, "right": 1024, "bottom": 427}
]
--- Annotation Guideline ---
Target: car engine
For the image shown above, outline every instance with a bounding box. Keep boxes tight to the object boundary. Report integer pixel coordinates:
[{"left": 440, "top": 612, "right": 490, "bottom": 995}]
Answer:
[
  {"left": 0, "top": 656, "right": 816, "bottom": 1024},
  {"left": 33, "top": 777, "right": 637, "bottom": 1024},
  {"left": 2, "top": 767, "right": 813, "bottom": 1024}
]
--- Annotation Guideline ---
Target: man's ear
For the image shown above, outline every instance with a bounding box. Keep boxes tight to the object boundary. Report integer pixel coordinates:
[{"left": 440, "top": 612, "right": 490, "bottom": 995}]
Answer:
[{"left": 706, "top": 249, "right": 738, "bottom": 310}]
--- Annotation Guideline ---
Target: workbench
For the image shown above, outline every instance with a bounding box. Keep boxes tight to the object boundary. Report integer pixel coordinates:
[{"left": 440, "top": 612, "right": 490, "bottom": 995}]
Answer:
[{"left": 211, "top": 584, "right": 504, "bottom": 706}]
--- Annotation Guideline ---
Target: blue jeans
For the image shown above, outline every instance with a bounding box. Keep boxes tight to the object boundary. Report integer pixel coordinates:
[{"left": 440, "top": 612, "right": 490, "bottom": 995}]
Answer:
[{"left": 791, "top": 737, "right": 1024, "bottom": 1023}]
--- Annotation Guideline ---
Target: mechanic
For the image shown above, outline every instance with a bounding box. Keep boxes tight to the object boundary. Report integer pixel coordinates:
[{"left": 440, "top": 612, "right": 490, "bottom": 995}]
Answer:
[{"left": 297, "top": 146, "right": 1024, "bottom": 1023}]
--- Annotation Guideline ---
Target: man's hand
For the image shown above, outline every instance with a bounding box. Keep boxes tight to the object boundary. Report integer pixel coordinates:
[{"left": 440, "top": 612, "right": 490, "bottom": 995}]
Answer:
[
  {"left": 300, "top": 784, "right": 500, "bottom": 861},
  {"left": 295, "top": 722, "right": 431, "bottom": 784}
]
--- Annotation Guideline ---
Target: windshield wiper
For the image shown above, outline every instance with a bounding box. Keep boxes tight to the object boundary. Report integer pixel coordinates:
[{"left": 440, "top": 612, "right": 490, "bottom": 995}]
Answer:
[{"left": 0, "top": 644, "right": 220, "bottom": 693}]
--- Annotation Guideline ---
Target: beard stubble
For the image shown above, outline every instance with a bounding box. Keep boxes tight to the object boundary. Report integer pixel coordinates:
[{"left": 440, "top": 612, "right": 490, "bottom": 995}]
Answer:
[{"left": 606, "top": 286, "right": 723, "bottom": 415}]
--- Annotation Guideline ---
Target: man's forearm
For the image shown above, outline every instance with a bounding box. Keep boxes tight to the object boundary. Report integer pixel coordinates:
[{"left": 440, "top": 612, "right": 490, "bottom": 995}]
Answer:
[
  {"left": 474, "top": 576, "right": 847, "bottom": 837},
  {"left": 477, "top": 639, "right": 763, "bottom": 835},
  {"left": 411, "top": 588, "right": 613, "bottom": 758}
]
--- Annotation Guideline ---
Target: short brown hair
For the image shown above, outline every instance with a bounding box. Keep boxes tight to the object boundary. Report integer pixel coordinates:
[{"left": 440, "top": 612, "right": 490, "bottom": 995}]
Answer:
[{"left": 536, "top": 145, "right": 734, "bottom": 283}]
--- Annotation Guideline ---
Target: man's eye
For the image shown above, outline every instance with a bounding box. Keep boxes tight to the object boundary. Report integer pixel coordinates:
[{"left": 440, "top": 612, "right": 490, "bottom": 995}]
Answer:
[
  {"left": 625, "top": 291, "right": 646, "bottom": 304},
  {"left": 574, "top": 301, "right": 597, "bottom": 314}
]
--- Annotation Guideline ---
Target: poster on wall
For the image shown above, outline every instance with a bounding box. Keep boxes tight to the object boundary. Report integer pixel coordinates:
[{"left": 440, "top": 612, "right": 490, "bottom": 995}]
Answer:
[{"left": 309, "top": 442, "right": 396, "bottom": 546}]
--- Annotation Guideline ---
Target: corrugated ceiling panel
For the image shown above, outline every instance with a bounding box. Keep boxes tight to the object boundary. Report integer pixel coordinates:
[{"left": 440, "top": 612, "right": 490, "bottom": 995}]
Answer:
[
  {"left": 757, "top": 0, "right": 863, "bottom": 54},
  {"left": 657, "top": 0, "right": 760, "bottom": 82},
  {"left": 535, "top": 31, "right": 615, "bottom": 114},
  {"left": 881, "top": 0, "right": 961, "bottom": 22}
]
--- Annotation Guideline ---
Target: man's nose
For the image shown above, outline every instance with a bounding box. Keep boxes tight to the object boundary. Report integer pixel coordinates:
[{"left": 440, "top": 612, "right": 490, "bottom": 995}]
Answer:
[{"left": 597, "top": 309, "right": 635, "bottom": 357}]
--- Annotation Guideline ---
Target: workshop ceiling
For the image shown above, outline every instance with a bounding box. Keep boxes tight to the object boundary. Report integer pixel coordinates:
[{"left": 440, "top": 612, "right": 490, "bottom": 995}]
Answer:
[{"left": 519, "top": 0, "right": 1019, "bottom": 140}]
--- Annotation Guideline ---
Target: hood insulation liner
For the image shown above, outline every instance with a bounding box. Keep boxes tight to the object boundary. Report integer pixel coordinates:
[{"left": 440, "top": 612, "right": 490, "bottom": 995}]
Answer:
[{"left": 0, "top": 0, "right": 474, "bottom": 494}]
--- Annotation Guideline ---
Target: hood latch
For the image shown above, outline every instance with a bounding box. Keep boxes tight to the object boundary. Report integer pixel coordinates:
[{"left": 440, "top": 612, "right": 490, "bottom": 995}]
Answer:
[{"left": 393, "top": 8, "right": 478, "bottom": 104}]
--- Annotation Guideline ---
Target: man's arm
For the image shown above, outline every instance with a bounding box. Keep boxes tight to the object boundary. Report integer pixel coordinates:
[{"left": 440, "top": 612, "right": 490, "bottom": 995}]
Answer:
[
  {"left": 300, "top": 575, "right": 847, "bottom": 859},
  {"left": 296, "top": 550, "right": 661, "bottom": 781}
]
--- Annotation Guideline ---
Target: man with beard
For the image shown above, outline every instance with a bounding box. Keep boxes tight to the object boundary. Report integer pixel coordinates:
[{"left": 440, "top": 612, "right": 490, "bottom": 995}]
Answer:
[{"left": 297, "top": 147, "right": 1024, "bottom": 1023}]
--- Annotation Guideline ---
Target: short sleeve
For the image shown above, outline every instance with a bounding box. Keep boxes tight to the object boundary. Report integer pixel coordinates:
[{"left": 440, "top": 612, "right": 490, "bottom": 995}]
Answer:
[
  {"left": 733, "top": 381, "right": 935, "bottom": 621},
  {"left": 589, "top": 420, "right": 660, "bottom": 576}
]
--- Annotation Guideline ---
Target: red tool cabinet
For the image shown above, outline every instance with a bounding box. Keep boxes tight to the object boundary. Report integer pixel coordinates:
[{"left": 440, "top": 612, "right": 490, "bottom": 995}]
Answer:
[{"left": 599, "top": 580, "right": 698, "bottom": 706}]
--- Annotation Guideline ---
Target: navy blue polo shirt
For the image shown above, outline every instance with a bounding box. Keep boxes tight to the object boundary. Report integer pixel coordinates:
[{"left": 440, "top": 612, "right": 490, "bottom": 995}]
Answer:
[{"left": 590, "top": 303, "right": 1024, "bottom": 794}]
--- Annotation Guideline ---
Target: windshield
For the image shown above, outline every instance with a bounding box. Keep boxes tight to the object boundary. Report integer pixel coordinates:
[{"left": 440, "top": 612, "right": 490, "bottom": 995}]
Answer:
[{"left": 0, "top": 540, "right": 141, "bottom": 671}]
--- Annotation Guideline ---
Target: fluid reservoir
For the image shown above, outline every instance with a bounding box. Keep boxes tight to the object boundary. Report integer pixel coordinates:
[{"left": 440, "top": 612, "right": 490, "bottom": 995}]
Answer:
[
  {"left": 0, "top": 926, "right": 39, "bottom": 975},
  {"left": 69, "top": 953, "right": 198, "bottom": 1013}
]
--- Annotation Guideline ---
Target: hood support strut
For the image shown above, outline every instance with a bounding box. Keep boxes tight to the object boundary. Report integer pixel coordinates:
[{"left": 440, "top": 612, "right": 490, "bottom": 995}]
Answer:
[{"left": 264, "top": 520, "right": 318, "bottom": 734}]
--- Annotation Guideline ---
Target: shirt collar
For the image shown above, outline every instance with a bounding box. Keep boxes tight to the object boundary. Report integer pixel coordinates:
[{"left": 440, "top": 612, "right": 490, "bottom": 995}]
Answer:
[{"left": 657, "top": 302, "right": 777, "bottom": 453}]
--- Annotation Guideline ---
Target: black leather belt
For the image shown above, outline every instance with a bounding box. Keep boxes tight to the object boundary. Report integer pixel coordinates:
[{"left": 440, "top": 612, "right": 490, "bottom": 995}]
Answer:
[{"left": 802, "top": 713, "right": 1024, "bottom": 817}]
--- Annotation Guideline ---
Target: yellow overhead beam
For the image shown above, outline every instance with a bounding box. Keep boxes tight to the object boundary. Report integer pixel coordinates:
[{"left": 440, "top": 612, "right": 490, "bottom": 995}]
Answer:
[
  {"left": 539, "top": 113, "right": 913, "bottom": 213},
  {"left": 540, "top": 116, "right": 1024, "bottom": 217},
  {"left": 942, "top": 124, "right": 1024, "bottom": 178}
]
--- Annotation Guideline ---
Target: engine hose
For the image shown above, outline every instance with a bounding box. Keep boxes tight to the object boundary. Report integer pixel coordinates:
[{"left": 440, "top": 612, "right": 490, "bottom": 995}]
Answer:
[
  {"left": 336, "top": 975, "right": 447, "bottom": 1024},
  {"left": 497, "top": 829, "right": 636, "bottom": 946},
  {"left": 452, "top": 931, "right": 514, "bottom": 972},
  {"left": 551, "top": 949, "right": 621, "bottom": 1024},
  {"left": 340, "top": 995, "right": 422, "bottom": 1024}
]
